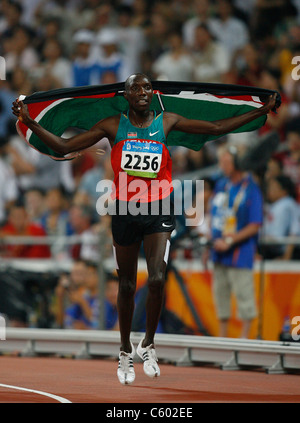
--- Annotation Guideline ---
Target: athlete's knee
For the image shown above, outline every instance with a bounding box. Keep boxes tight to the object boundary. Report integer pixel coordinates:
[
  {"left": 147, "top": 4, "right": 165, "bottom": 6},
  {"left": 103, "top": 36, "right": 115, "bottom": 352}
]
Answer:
[
  {"left": 118, "top": 277, "right": 136, "bottom": 297},
  {"left": 148, "top": 271, "right": 165, "bottom": 294}
]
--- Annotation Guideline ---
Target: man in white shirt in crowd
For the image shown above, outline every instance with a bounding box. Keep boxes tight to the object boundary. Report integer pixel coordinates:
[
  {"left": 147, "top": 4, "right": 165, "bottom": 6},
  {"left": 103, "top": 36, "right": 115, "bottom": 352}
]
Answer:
[
  {"left": 209, "top": 0, "right": 249, "bottom": 60},
  {"left": 263, "top": 175, "right": 300, "bottom": 260},
  {"left": 0, "top": 136, "right": 18, "bottom": 226}
]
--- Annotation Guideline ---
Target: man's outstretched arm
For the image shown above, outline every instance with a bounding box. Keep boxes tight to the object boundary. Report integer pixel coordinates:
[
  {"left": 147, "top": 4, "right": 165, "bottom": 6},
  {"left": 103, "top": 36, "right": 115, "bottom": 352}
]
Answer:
[
  {"left": 12, "top": 100, "right": 108, "bottom": 155},
  {"left": 166, "top": 93, "right": 277, "bottom": 136}
]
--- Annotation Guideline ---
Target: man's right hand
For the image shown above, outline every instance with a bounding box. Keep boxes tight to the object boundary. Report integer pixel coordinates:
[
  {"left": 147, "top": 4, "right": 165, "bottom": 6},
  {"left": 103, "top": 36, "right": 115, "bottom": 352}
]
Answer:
[
  {"left": 12, "top": 99, "right": 32, "bottom": 125},
  {"left": 261, "top": 93, "right": 278, "bottom": 114}
]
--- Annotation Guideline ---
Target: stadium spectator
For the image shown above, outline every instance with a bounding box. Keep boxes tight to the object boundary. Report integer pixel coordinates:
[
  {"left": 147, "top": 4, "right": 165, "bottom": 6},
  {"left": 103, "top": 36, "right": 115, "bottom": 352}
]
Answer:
[
  {"left": 71, "top": 150, "right": 97, "bottom": 191},
  {"left": 8, "top": 139, "right": 76, "bottom": 194},
  {"left": 4, "top": 25, "right": 39, "bottom": 75},
  {"left": 281, "top": 120, "right": 300, "bottom": 202},
  {"left": 75, "top": 0, "right": 106, "bottom": 31},
  {"left": 192, "top": 23, "right": 230, "bottom": 83},
  {"left": 34, "top": 38, "right": 72, "bottom": 88},
  {"left": 71, "top": 29, "right": 98, "bottom": 87},
  {"left": 39, "top": 187, "right": 73, "bottom": 259},
  {"left": 10, "top": 67, "right": 33, "bottom": 97},
  {"left": 75, "top": 145, "right": 112, "bottom": 216},
  {"left": 259, "top": 67, "right": 291, "bottom": 141},
  {"left": 188, "top": 177, "right": 215, "bottom": 240},
  {"left": 63, "top": 260, "right": 99, "bottom": 330},
  {"left": 4, "top": 131, "right": 37, "bottom": 184},
  {"left": 0, "top": 80, "right": 17, "bottom": 139},
  {"left": 143, "top": 12, "right": 171, "bottom": 72},
  {"left": 233, "top": 0, "right": 256, "bottom": 23},
  {"left": 251, "top": 0, "right": 297, "bottom": 43},
  {"left": 152, "top": 30, "right": 194, "bottom": 81},
  {"left": 54, "top": 260, "right": 119, "bottom": 330},
  {"left": 0, "top": 136, "right": 18, "bottom": 226},
  {"left": 24, "top": 187, "right": 46, "bottom": 224},
  {"left": 262, "top": 175, "right": 300, "bottom": 260},
  {"left": 115, "top": 5, "right": 147, "bottom": 76},
  {"left": 131, "top": 0, "right": 149, "bottom": 28},
  {"left": 209, "top": 0, "right": 250, "bottom": 60},
  {"left": 0, "top": 200, "right": 51, "bottom": 258},
  {"left": 68, "top": 203, "right": 100, "bottom": 262},
  {"left": 265, "top": 156, "right": 283, "bottom": 183},
  {"left": 65, "top": 264, "right": 119, "bottom": 331},
  {"left": 234, "top": 43, "right": 263, "bottom": 87},
  {"left": 94, "top": 2, "right": 115, "bottom": 36},
  {"left": 182, "top": 0, "right": 213, "bottom": 48},
  {"left": 0, "top": 1, "right": 25, "bottom": 38},
  {"left": 96, "top": 28, "right": 130, "bottom": 83},
  {"left": 35, "top": 16, "right": 65, "bottom": 57},
  {"left": 104, "top": 273, "right": 119, "bottom": 330},
  {"left": 34, "top": 0, "right": 79, "bottom": 48},
  {"left": 210, "top": 145, "right": 263, "bottom": 338},
  {"left": 53, "top": 258, "right": 88, "bottom": 328},
  {"left": 280, "top": 26, "right": 300, "bottom": 119},
  {"left": 277, "top": 24, "right": 300, "bottom": 92},
  {"left": 40, "top": 187, "right": 72, "bottom": 234}
]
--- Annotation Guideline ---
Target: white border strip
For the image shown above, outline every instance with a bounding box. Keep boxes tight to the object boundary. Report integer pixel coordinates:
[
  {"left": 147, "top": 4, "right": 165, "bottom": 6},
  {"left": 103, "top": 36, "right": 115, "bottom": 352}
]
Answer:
[
  {"left": 24, "top": 97, "right": 72, "bottom": 141},
  {"left": 162, "top": 92, "right": 263, "bottom": 108},
  {"left": 0, "top": 383, "right": 72, "bottom": 403}
]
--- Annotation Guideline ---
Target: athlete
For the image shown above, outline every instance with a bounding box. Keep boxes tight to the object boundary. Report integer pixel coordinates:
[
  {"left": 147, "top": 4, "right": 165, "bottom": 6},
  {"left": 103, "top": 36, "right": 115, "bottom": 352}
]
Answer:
[{"left": 12, "top": 73, "right": 277, "bottom": 385}]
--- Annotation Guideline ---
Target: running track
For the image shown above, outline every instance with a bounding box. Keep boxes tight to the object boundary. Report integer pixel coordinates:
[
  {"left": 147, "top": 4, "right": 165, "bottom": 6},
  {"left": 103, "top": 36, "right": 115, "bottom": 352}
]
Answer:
[{"left": 0, "top": 356, "right": 299, "bottom": 403}]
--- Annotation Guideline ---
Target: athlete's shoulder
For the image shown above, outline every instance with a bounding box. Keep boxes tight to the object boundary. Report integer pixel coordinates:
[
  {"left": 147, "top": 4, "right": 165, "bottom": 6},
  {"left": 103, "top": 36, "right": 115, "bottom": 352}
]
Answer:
[{"left": 95, "top": 113, "right": 122, "bottom": 129}]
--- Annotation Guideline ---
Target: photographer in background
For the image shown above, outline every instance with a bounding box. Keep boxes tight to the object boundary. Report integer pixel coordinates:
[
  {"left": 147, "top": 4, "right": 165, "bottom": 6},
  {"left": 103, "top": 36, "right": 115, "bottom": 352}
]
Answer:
[{"left": 53, "top": 258, "right": 87, "bottom": 329}]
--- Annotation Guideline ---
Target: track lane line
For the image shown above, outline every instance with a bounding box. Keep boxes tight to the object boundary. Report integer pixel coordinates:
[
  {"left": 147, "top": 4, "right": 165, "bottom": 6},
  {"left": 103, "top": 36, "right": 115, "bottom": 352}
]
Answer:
[{"left": 0, "top": 383, "right": 72, "bottom": 403}]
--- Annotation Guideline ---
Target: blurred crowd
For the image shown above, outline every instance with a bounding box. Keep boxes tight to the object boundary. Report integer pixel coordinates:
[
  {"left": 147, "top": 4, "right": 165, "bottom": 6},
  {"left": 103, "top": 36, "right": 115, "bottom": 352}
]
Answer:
[{"left": 0, "top": 0, "right": 300, "bottom": 329}]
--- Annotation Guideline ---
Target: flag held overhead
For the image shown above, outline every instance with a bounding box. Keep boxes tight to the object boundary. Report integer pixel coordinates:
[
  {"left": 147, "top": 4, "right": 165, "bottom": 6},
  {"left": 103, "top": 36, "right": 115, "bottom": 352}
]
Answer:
[{"left": 16, "top": 81, "right": 281, "bottom": 160}]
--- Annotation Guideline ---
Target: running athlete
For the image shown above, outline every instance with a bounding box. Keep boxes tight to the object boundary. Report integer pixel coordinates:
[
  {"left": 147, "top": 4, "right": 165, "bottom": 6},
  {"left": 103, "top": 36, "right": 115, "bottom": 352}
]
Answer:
[{"left": 12, "top": 73, "right": 277, "bottom": 385}]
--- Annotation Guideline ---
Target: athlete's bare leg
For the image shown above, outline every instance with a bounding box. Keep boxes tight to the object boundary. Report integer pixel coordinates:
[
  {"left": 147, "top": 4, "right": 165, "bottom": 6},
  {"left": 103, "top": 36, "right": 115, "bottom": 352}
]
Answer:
[
  {"left": 142, "top": 232, "right": 171, "bottom": 347},
  {"left": 114, "top": 240, "right": 141, "bottom": 353}
]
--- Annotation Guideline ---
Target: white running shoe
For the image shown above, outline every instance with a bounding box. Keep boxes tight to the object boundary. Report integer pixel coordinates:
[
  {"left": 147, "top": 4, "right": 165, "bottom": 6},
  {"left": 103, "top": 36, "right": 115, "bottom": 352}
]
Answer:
[
  {"left": 137, "top": 339, "right": 160, "bottom": 378},
  {"left": 117, "top": 343, "right": 135, "bottom": 385}
]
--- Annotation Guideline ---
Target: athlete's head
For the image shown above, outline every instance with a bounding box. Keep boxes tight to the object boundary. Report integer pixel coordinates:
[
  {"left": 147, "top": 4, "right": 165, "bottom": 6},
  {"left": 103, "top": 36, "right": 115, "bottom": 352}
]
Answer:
[{"left": 124, "top": 73, "right": 153, "bottom": 111}]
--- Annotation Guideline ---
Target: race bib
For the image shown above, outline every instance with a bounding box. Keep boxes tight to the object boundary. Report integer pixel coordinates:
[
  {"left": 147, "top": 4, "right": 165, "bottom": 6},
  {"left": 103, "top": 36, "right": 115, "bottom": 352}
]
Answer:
[{"left": 121, "top": 141, "right": 163, "bottom": 178}]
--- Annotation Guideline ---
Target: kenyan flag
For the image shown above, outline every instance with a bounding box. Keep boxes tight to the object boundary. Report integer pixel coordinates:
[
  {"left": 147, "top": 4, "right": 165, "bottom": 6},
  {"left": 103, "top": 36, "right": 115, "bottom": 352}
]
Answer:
[{"left": 16, "top": 81, "right": 281, "bottom": 160}]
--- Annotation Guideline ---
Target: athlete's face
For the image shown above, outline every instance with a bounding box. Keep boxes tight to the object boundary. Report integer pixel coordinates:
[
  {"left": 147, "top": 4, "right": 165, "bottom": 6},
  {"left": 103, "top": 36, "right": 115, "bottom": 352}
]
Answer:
[{"left": 124, "top": 76, "right": 153, "bottom": 112}]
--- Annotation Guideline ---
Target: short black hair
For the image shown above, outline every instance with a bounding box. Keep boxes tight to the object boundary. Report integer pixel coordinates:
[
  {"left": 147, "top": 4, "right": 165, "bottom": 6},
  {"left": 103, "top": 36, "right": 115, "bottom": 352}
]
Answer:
[
  {"left": 124, "top": 73, "right": 151, "bottom": 93},
  {"left": 274, "top": 175, "right": 297, "bottom": 199},
  {"left": 286, "top": 118, "right": 300, "bottom": 136},
  {"left": 84, "top": 260, "right": 98, "bottom": 270}
]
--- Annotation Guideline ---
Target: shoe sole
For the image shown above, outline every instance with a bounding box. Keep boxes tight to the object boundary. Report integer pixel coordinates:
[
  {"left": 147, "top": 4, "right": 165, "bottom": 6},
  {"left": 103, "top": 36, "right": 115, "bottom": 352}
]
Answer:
[
  {"left": 117, "top": 370, "right": 135, "bottom": 385},
  {"left": 118, "top": 343, "right": 136, "bottom": 385}
]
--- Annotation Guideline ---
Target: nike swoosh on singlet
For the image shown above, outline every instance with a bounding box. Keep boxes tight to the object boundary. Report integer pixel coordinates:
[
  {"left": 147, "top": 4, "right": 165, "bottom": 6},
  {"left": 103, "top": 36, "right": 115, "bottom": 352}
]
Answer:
[
  {"left": 149, "top": 131, "right": 159, "bottom": 136},
  {"left": 162, "top": 223, "right": 172, "bottom": 228}
]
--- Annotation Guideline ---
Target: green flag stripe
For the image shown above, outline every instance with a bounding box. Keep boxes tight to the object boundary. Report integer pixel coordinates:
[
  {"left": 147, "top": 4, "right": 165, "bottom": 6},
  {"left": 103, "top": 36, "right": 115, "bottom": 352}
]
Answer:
[{"left": 27, "top": 95, "right": 266, "bottom": 159}]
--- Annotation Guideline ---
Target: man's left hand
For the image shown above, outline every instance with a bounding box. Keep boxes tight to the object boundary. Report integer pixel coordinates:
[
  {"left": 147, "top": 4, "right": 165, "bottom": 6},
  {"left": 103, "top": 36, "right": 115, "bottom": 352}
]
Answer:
[{"left": 213, "top": 238, "right": 231, "bottom": 252}]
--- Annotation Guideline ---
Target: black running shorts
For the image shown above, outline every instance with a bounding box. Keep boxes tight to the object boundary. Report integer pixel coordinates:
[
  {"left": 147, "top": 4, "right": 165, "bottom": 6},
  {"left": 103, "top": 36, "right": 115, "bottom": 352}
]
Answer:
[{"left": 111, "top": 196, "right": 176, "bottom": 246}]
